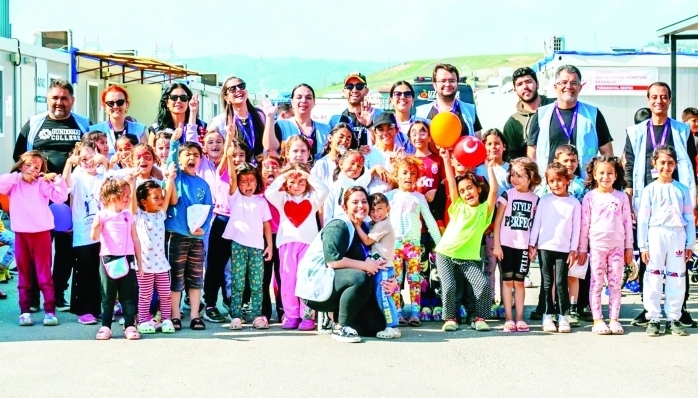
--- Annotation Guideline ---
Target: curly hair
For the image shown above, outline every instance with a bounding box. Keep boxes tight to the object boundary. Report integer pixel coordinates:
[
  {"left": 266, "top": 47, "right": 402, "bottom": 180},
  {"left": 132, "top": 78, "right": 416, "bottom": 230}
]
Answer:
[
  {"left": 584, "top": 156, "right": 626, "bottom": 191},
  {"left": 455, "top": 171, "right": 489, "bottom": 204},
  {"left": 100, "top": 178, "right": 130, "bottom": 205},
  {"left": 391, "top": 156, "right": 420, "bottom": 188},
  {"left": 508, "top": 157, "right": 541, "bottom": 191}
]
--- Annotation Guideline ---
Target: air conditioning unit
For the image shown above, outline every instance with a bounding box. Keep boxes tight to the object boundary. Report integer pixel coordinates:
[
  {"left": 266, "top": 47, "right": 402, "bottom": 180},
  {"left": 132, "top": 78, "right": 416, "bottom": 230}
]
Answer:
[
  {"left": 33, "top": 30, "right": 73, "bottom": 50},
  {"left": 201, "top": 73, "right": 218, "bottom": 86},
  {"left": 112, "top": 50, "right": 138, "bottom": 56}
]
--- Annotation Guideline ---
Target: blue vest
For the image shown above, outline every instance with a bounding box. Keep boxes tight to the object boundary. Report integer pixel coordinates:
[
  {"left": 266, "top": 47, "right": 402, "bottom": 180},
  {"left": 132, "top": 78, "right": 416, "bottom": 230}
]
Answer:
[
  {"left": 276, "top": 119, "right": 330, "bottom": 160},
  {"left": 89, "top": 120, "right": 147, "bottom": 157},
  {"left": 26, "top": 111, "right": 90, "bottom": 150},
  {"left": 415, "top": 101, "right": 476, "bottom": 137},
  {"left": 328, "top": 108, "right": 384, "bottom": 145},
  {"left": 626, "top": 119, "right": 696, "bottom": 213},
  {"left": 208, "top": 110, "right": 267, "bottom": 139},
  {"left": 535, "top": 101, "right": 598, "bottom": 180}
]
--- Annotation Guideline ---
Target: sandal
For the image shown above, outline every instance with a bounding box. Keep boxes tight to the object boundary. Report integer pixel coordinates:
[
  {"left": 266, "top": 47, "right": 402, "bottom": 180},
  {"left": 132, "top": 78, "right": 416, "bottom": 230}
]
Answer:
[
  {"left": 161, "top": 319, "right": 176, "bottom": 334},
  {"left": 592, "top": 321, "right": 611, "bottom": 335},
  {"left": 515, "top": 320, "right": 530, "bottom": 332},
  {"left": 502, "top": 320, "right": 517, "bottom": 333},
  {"left": 124, "top": 326, "right": 140, "bottom": 340},
  {"left": 376, "top": 327, "right": 402, "bottom": 339},
  {"left": 190, "top": 317, "right": 206, "bottom": 330},
  {"left": 171, "top": 318, "right": 182, "bottom": 331},
  {"left": 608, "top": 321, "right": 624, "bottom": 335},
  {"left": 252, "top": 316, "right": 269, "bottom": 329},
  {"left": 137, "top": 321, "right": 156, "bottom": 334},
  {"left": 407, "top": 316, "right": 421, "bottom": 327},
  {"left": 398, "top": 316, "right": 407, "bottom": 326},
  {"left": 95, "top": 326, "right": 112, "bottom": 340},
  {"left": 229, "top": 318, "right": 242, "bottom": 330}
]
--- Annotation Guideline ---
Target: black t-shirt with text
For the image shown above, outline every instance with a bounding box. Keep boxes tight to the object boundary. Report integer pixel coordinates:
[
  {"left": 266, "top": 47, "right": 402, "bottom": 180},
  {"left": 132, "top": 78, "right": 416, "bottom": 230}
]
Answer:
[
  {"left": 527, "top": 107, "right": 613, "bottom": 164},
  {"left": 13, "top": 116, "right": 85, "bottom": 173}
]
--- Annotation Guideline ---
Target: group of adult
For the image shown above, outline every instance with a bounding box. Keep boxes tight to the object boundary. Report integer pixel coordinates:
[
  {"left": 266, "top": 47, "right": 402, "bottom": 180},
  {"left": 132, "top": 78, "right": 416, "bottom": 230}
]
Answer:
[{"left": 9, "top": 60, "right": 698, "bottom": 337}]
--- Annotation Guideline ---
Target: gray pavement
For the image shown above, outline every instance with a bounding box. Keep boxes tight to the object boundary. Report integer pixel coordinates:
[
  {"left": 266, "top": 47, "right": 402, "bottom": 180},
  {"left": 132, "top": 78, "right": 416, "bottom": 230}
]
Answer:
[{"left": 1, "top": 257, "right": 697, "bottom": 397}]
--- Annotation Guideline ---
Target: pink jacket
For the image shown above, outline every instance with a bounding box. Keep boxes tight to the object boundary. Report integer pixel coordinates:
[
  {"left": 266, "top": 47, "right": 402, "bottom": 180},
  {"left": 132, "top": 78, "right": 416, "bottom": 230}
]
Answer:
[
  {"left": 0, "top": 172, "right": 68, "bottom": 233},
  {"left": 578, "top": 189, "right": 633, "bottom": 252}
]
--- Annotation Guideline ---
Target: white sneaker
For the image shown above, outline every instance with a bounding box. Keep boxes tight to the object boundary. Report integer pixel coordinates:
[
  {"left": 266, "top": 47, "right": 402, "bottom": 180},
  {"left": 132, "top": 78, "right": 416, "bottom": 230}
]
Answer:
[
  {"left": 542, "top": 315, "right": 557, "bottom": 332},
  {"left": 557, "top": 315, "right": 571, "bottom": 333}
]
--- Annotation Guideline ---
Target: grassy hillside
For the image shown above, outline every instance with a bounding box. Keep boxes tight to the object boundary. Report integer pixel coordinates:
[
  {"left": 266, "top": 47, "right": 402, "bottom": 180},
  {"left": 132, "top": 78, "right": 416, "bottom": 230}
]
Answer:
[{"left": 317, "top": 53, "right": 543, "bottom": 95}]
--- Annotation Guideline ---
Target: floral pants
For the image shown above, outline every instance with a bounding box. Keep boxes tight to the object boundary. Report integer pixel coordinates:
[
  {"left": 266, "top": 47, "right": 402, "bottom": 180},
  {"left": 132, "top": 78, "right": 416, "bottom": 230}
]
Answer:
[
  {"left": 589, "top": 247, "right": 624, "bottom": 321},
  {"left": 230, "top": 241, "right": 264, "bottom": 319},
  {"left": 392, "top": 240, "right": 423, "bottom": 317}
]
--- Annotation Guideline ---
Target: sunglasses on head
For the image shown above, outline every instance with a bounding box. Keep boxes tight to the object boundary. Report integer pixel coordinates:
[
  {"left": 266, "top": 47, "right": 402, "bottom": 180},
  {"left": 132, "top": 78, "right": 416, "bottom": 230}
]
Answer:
[
  {"left": 168, "top": 94, "right": 190, "bottom": 102},
  {"left": 226, "top": 82, "right": 247, "bottom": 93},
  {"left": 392, "top": 91, "right": 413, "bottom": 98},
  {"left": 344, "top": 83, "right": 366, "bottom": 91},
  {"left": 105, "top": 99, "right": 126, "bottom": 108}
]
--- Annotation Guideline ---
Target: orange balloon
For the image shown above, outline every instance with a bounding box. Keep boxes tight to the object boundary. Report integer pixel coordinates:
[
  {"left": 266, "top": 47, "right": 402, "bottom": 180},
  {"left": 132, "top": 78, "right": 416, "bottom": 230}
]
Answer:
[
  {"left": 0, "top": 194, "right": 8, "bottom": 214},
  {"left": 429, "top": 112, "right": 461, "bottom": 148}
]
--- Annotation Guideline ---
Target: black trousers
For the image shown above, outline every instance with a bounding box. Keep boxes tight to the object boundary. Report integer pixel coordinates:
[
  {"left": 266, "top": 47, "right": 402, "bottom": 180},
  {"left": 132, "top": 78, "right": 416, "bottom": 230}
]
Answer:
[
  {"left": 99, "top": 258, "right": 137, "bottom": 328},
  {"left": 71, "top": 243, "right": 102, "bottom": 317},
  {"left": 262, "top": 234, "right": 282, "bottom": 320},
  {"left": 204, "top": 217, "right": 231, "bottom": 308},
  {"left": 540, "top": 250, "right": 570, "bottom": 316},
  {"left": 306, "top": 268, "right": 385, "bottom": 336}
]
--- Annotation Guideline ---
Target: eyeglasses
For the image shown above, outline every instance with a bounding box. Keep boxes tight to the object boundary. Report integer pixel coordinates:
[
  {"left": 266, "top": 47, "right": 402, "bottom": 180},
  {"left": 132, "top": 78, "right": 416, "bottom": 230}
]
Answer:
[
  {"left": 168, "top": 94, "right": 190, "bottom": 102},
  {"left": 392, "top": 91, "right": 413, "bottom": 98},
  {"left": 555, "top": 80, "right": 581, "bottom": 88},
  {"left": 226, "top": 82, "right": 247, "bottom": 94},
  {"left": 436, "top": 79, "right": 457, "bottom": 85},
  {"left": 105, "top": 99, "right": 126, "bottom": 108},
  {"left": 344, "top": 83, "right": 366, "bottom": 91}
]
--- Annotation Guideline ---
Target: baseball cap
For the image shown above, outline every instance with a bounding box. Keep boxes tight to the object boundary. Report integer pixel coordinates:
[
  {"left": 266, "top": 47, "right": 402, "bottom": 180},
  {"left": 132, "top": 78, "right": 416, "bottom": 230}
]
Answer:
[
  {"left": 344, "top": 71, "right": 367, "bottom": 85},
  {"left": 372, "top": 112, "right": 397, "bottom": 128}
]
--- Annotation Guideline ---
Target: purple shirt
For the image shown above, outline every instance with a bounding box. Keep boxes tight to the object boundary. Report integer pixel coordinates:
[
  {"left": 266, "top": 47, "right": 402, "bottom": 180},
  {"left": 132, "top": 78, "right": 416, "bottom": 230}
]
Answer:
[{"left": 96, "top": 209, "right": 135, "bottom": 256}]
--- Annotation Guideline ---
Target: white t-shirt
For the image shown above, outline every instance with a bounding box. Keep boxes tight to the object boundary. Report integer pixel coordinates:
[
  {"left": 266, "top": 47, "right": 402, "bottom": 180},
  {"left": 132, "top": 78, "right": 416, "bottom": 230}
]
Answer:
[
  {"left": 223, "top": 190, "right": 272, "bottom": 250},
  {"left": 70, "top": 172, "right": 106, "bottom": 247},
  {"left": 134, "top": 209, "right": 170, "bottom": 273}
]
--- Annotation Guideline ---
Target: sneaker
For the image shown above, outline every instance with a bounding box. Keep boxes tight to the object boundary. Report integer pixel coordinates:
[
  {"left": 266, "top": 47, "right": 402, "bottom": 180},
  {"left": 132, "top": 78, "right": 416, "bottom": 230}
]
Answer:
[
  {"left": 471, "top": 317, "right": 490, "bottom": 331},
  {"left": 529, "top": 311, "right": 543, "bottom": 321},
  {"left": 18, "top": 313, "right": 33, "bottom": 326},
  {"left": 77, "top": 314, "right": 98, "bottom": 325},
  {"left": 646, "top": 321, "right": 660, "bottom": 337},
  {"left": 282, "top": 317, "right": 301, "bottom": 330},
  {"left": 331, "top": 325, "right": 361, "bottom": 343},
  {"left": 668, "top": 320, "right": 688, "bottom": 336},
  {"left": 29, "top": 306, "right": 39, "bottom": 313},
  {"left": 298, "top": 319, "right": 316, "bottom": 331},
  {"left": 241, "top": 303, "right": 250, "bottom": 318},
  {"left": 557, "top": 315, "right": 571, "bottom": 333},
  {"left": 203, "top": 307, "right": 225, "bottom": 323},
  {"left": 568, "top": 309, "right": 581, "bottom": 327},
  {"left": 631, "top": 310, "right": 649, "bottom": 327},
  {"left": 679, "top": 309, "right": 698, "bottom": 328},
  {"left": 542, "top": 315, "right": 557, "bottom": 332},
  {"left": 43, "top": 313, "right": 59, "bottom": 326},
  {"left": 442, "top": 318, "right": 458, "bottom": 331},
  {"left": 524, "top": 276, "right": 533, "bottom": 288},
  {"left": 55, "top": 302, "right": 70, "bottom": 312}
]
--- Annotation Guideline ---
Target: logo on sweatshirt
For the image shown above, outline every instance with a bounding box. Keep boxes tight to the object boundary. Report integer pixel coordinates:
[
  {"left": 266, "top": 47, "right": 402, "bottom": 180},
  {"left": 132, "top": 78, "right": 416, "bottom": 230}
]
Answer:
[{"left": 676, "top": 249, "right": 684, "bottom": 257}]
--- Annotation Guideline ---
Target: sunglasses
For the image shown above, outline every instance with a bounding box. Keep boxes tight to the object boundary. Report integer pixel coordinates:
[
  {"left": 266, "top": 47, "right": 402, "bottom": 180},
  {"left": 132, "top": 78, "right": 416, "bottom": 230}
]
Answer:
[
  {"left": 168, "top": 94, "right": 190, "bottom": 102},
  {"left": 105, "top": 99, "right": 126, "bottom": 108},
  {"left": 226, "top": 82, "right": 247, "bottom": 94},
  {"left": 344, "top": 83, "right": 366, "bottom": 91},
  {"left": 392, "top": 91, "right": 413, "bottom": 98}
]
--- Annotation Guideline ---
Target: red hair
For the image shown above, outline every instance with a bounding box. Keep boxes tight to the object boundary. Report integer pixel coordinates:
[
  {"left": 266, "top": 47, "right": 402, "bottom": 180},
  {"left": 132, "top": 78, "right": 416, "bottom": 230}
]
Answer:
[{"left": 100, "top": 85, "right": 130, "bottom": 105}]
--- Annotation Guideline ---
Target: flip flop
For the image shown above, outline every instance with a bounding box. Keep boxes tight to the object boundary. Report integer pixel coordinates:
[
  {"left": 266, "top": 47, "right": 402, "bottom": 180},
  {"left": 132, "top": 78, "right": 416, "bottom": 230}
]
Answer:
[
  {"left": 515, "top": 320, "right": 530, "bottom": 332},
  {"left": 502, "top": 320, "right": 517, "bottom": 333},
  {"left": 408, "top": 316, "right": 421, "bottom": 327}
]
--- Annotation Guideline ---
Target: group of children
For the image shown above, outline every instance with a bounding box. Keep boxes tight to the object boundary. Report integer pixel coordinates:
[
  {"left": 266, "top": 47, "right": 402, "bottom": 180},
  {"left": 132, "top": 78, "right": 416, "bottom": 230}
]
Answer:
[{"left": 0, "top": 107, "right": 696, "bottom": 340}]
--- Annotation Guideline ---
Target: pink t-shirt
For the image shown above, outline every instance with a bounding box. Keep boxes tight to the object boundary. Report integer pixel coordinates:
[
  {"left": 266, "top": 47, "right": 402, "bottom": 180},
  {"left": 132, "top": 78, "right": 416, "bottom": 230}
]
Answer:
[
  {"left": 578, "top": 189, "right": 633, "bottom": 252},
  {"left": 96, "top": 209, "right": 135, "bottom": 256},
  {"left": 222, "top": 190, "right": 272, "bottom": 250},
  {"left": 213, "top": 169, "right": 231, "bottom": 217},
  {"left": 497, "top": 188, "right": 539, "bottom": 250}
]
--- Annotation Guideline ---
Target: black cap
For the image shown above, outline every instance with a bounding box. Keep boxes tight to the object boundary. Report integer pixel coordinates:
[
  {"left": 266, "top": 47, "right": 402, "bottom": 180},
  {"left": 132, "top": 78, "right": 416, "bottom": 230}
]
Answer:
[{"left": 372, "top": 112, "right": 397, "bottom": 128}]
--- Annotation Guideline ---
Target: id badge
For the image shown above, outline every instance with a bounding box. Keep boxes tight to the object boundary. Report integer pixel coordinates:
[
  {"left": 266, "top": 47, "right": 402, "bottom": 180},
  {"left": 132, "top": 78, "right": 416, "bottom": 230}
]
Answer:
[{"left": 651, "top": 168, "right": 659, "bottom": 179}]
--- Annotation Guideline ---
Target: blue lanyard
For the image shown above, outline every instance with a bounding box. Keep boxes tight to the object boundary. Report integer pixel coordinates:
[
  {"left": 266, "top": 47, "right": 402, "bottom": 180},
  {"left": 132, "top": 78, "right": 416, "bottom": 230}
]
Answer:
[
  {"left": 554, "top": 104, "right": 578, "bottom": 143},
  {"left": 648, "top": 119, "right": 670, "bottom": 151},
  {"left": 235, "top": 114, "right": 255, "bottom": 149}
]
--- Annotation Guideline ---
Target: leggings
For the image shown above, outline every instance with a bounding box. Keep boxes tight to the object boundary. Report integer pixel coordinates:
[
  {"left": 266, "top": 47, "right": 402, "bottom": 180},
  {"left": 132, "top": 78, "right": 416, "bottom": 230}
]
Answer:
[
  {"left": 540, "top": 249, "right": 570, "bottom": 316},
  {"left": 305, "top": 268, "right": 385, "bottom": 336},
  {"left": 435, "top": 252, "right": 491, "bottom": 320},
  {"left": 229, "top": 241, "right": 264, "bottom": 319},
  {"left": 137, "top": 272, "right": 172, "bottom": 323},
  {"left": 393, "top": 240, "right": 422, "bottom": 317},
  {"left": 204, "top": 216, "right": 232, "bottom": 308},
  {"left": 262, "top": 234, "right": 282, "bottom": 320},
  {"left": 589, "top": 247, "right": 625, "bottom": 321},
  {"left": 99, "top": 258, "right": 137, "bottom": 328},
  {"left": 71, "top": 243, "right": 102, "bottom": 317}
]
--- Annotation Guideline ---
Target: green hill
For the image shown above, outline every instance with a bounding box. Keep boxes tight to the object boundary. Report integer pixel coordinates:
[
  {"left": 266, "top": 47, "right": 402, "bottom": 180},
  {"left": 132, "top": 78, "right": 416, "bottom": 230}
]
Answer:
[{"left": 317, "top": 53, "right": 543, "bottom": 95}]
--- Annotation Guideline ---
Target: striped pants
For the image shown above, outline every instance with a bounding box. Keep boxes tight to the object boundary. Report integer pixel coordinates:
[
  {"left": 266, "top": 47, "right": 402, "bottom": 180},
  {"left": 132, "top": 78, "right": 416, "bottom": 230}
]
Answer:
[
  {"left": 435, "top": 253, "right": 491, "bottom": 320},
  {"left": 137, "top": 271, "right": 172, "bottom": 323}
]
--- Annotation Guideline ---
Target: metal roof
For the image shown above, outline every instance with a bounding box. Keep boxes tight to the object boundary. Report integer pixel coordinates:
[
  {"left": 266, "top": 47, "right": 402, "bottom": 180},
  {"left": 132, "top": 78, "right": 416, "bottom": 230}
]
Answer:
[
  {"left": 73, "top": 50, "right": 200, "bottom": 84},
  {"left": 657, "top": 14, "right": 698, "bottom": 37}
]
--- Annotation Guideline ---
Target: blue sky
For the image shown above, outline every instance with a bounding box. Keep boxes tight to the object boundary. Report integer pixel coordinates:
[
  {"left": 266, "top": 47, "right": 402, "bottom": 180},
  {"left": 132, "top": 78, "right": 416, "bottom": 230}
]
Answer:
[{"left": 9, "top": 0, "right": 697, "bottom": 61}]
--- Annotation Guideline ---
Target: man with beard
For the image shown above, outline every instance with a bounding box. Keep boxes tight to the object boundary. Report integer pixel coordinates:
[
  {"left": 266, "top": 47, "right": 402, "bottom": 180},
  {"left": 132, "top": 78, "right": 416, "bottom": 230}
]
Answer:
[
  {"left": 527, "top": 64, "right": 614, "bottom": 178},
  {"left": 328, "top": 72, "right": 383, "bottom": 148},
  {"left": 415, "top": 63, "right": 482, "bottom": 138},
  {"left": 503, "top": 67, "right": 554, "bottom": 159},
  {"left": 624, "top": 82, "right": 698, "bottom": 332},
  {"left": 13, "top": 79, "right": 91, "bottom": 313}
]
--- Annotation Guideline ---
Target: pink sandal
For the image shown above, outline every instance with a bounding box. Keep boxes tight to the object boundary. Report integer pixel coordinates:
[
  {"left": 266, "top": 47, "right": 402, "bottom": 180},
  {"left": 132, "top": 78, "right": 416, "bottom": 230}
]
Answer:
[
  {"left": 124, "top": 326, "right": 141, "bottom": 340},
  {"left": 608, "top": 321, "right": 624, "bottom": 335},
  {"left": 515, "top": 320, "right": 530, "bottom": 332},
  {"left": 502, "top": 320, "right": 516, "bottom": 332},
  {"left": 95, "top": 326, "right": 112, "bottom": 340}
]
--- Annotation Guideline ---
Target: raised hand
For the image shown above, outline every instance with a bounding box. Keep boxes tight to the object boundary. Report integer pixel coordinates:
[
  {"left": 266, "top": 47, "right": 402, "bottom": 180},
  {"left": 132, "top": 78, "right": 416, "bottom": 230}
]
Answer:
[
  {"left": 189, "top": 94, "right": 199, "bottom": 116},
  {"left": 172, "top": 123, "right": 183, "bottom": 142},
  {"left": 259, "top": 98, "right": 278, "bottom": 119},
  {"left": 357, "top": 101, "right": 375, "bottom": 126}
]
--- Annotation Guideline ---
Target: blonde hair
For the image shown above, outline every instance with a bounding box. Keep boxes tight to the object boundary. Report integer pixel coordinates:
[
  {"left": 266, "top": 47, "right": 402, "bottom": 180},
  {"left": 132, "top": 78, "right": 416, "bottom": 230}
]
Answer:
[
  {"left": 281, "top": 135, "right": 312, "bottom": 165},
  {"left": 100, "top": 178, "right": 130, "bottom": 205},
  {"left": 11, "top": 150, "right": 47, "bottom": 174}
]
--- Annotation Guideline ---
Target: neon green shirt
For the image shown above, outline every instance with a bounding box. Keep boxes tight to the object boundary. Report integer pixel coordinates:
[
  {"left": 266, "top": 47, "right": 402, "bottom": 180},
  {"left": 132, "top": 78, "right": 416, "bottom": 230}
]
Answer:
[{"left": 435, "top": 199, "right": 492, "bottom": 260}]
